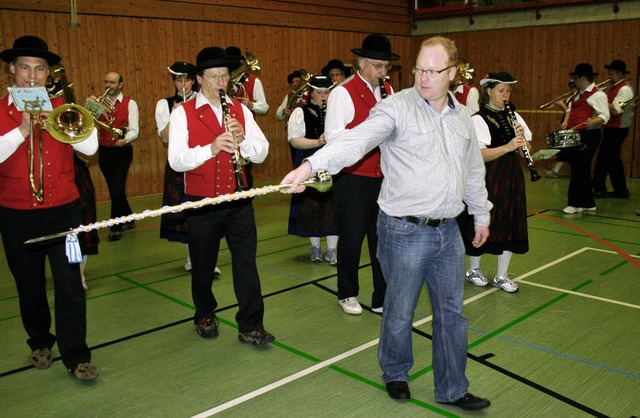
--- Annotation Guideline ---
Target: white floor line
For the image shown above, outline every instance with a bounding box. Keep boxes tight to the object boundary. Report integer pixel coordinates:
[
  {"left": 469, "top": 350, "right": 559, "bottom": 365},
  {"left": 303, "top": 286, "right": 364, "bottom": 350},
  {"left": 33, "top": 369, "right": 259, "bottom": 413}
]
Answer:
[
  {"left": 192, "top": 246, "right": 635, "bottom": 416},
  {"left": 517, "top": 279, "right": 640, "bottom": 309}
]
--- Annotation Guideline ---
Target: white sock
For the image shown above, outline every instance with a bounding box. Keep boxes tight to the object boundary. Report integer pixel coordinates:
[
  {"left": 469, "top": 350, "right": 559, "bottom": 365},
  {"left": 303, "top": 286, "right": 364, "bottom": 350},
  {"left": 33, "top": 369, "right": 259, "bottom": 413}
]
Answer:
[
  {"left": 310, "top": 237, "right": 320, "bottom": 248},
  {"left": 553, "top": 162, "right": 563, "bottom": 173},
  {"left": 326, "top": 235, "right": 338, "bottom": 250},
  {"left": 185, "top": 244, "right": 190, "bottom": 263},
  {"left": 469, "top": 256, "right": 481, "bottom": 271},
  {"left": 497, "top": 251, "right": 512, "bottom": 278}
]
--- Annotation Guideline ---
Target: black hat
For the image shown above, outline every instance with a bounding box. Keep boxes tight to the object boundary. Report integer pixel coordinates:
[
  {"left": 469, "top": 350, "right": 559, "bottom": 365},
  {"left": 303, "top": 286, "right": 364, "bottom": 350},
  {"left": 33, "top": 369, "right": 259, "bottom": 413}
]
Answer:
[
  {"left": 308, "top": 76, "right": 334, "bottom": 91},
  {"left": 604, "top": 59, "right": 630, "bottom": 74},
  {"left": 0, "top": 35, "right": 61, "bottom": 66},
  {"left": 351, "top": 34, "right": 400, "bottom": 61},
  {"left": 321, "top": 59, "right": 351, "bottom": 77},
  {"left": 480, "top": 71, "right": 517, "bottom": 86},
  {"left": 570, "top": 63, "right": 598, "bottom": 77},
  {"left": 287, "top": 70, "right": 302, "bottom": 84},
  {"left": 224, "top": 46, "right": 244, "bottom": 73},
  {"left": 196, "top": 47, "right": 236, "bottom": 71},
  {"left": 168, "top": 61, "right": 197, "bottom": 78}
]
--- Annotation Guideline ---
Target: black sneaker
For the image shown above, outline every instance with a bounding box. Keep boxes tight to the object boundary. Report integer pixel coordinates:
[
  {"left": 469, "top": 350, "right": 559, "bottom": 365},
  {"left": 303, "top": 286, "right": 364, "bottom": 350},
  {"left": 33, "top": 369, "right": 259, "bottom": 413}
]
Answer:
[
  {"left": 238, "top": 329, "right": 275, "bottom": 345},
  {"left": 123, "top": 221, "right": 136, "bottom": 231},
  {"left": 439, "top": 393, "right": 491, "bottom": 411},
  {"left": 108, "top": 231, "right": 123, "bottom": 241},
  {"left": 196, "top": 315, "right": 219, "bottom": 338}
]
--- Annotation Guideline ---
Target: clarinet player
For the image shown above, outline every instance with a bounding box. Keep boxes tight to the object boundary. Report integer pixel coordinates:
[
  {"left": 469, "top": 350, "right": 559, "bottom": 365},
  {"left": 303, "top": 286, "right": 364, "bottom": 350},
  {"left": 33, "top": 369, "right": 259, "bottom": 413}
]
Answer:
[
  {"left": 168, "top": 46, "right": 274, "bottom": 345},
  {"left": 457, "top": 72, "right": 532, "bottom": 293}
]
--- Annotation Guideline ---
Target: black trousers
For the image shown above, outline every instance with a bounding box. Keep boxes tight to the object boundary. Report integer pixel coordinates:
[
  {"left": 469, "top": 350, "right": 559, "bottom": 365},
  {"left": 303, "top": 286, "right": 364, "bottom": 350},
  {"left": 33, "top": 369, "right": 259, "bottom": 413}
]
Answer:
[
  {"left": 185, "top": 199, "right": 265, "bottom": 333},
  {"left": 568, "top": 129, "right": 601, "bottom": 208},
  {"left": 98, "top": 145, "right": 133, "bottom": 232},
  {"left": 332, "top": 173, "right": 386, "bottom": 308},
  {"left": 592, "top": 127, "right": 630, "bottom": 194},
  {"left": 0, "top": 200, "right": 90, "bottom": 370}
]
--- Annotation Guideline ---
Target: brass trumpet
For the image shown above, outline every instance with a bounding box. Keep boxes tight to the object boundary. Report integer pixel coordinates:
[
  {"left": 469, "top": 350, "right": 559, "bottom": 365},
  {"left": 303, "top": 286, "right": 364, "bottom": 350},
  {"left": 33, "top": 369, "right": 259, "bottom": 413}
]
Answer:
[
  {"left": 228, "top": 51, "right": 260, "bottom": 100},
  {"left": 540, "top": 79, "right": 611, "bottom": 109}
]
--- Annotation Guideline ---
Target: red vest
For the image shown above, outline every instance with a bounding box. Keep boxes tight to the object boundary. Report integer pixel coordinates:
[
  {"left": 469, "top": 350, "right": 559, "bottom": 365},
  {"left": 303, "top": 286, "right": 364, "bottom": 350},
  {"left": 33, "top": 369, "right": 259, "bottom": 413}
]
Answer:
[
  {"left": 340, "top": 75, "right": 387, "bottom": 178},
  {"left": 98, "top": 95, "right": 131, "bottom": 146},
  {"left": 181, "top": 98, "right": 247, "bottom": 197},
  {"left": 0, "top": 95, "right": 79, "bottom": 209},
  {"left": 606, "top": 80, "right": 627, "bottom": 128},
  {"left": 454, "top": 84, "right": 473, "bottom": 106},
  {"left": 567, "top": 87, "right": 598, "bottom": 130}
]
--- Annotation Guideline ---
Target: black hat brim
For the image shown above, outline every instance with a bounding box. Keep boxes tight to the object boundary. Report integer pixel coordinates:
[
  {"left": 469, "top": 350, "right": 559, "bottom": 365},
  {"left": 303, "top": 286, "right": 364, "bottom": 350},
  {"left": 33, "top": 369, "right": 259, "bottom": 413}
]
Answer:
[
  {"left": 351, "top": 48, "right": 400, "bottom": 61},
  {"left": 0, "top": 48, "right": 60, "bottom": 66}
]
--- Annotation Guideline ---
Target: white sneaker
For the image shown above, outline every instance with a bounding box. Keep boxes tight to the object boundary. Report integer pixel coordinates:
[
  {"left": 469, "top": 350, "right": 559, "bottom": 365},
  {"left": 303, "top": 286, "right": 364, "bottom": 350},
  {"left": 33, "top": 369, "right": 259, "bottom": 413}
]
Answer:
[
  {"left": 583, "top": 207, "right": 596, "bottom": 212},
  {"left": 213, "top": 266, "right": 221, "bottom": 277},
  {"left": 310, "top": 246, "right": 322, "bottom": 262},
  {"left": 563, "top": 206, "right": 583, "bottom": 214},
  {"left": 184, "top": 256, "right": 192, "bottom": 271},
  {"left": 371, "top": 306, "right": 384, "bottom": 314},
  {"left": 493, "top": 275, "right": 519, "bottom": 293},
  {"left": 338, "top": 297, "right": 363, "bottom": 315},
  {"left": 546, "top": 170, "right": 559, "bottom": 178},
  {"left": 465, "top": 268, "right": 489, "bottom": 287},
  {"left": 324, "top": 249, "right": 337, "bottom": 265}
]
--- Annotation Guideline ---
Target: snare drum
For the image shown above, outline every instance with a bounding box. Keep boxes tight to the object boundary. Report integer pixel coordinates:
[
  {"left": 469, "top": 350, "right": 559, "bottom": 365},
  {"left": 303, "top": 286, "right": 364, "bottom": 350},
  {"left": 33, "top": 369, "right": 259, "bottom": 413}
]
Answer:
[{"left": 546, "top": 130, "right": 582, "bottom": 149}]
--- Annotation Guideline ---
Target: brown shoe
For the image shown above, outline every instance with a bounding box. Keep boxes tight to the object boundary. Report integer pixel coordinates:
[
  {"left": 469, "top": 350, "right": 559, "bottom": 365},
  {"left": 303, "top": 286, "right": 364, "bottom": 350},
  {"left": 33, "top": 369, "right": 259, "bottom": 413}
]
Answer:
[
  {"left": 71, "top": 362, "right": 99, "bottom": 380},
  {"left": 30, "top": 348, "right": 52, "bottom": 369},
  {"left": 238, "top": 329, "right": 275, "bottom": 345}
]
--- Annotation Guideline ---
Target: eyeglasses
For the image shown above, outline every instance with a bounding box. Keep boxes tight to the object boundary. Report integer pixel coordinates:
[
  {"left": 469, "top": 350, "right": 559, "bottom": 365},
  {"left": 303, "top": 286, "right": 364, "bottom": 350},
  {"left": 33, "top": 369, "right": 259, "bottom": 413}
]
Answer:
[
  {"left": 412, "top": 66, "right": 453, "bottom": 79},
  {"left": 364, "top": 59, "right": 392, "bottom": 71},
  {"left": 202, "top": 74, "right": 230, "bottom": 82}
]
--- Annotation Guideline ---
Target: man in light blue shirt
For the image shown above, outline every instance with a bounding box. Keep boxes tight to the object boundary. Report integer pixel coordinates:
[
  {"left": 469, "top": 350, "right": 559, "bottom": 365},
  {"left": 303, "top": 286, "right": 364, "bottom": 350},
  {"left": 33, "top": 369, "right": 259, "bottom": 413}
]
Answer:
[{"left": 281, "top": 36, "right": 492, "bottom": 411}]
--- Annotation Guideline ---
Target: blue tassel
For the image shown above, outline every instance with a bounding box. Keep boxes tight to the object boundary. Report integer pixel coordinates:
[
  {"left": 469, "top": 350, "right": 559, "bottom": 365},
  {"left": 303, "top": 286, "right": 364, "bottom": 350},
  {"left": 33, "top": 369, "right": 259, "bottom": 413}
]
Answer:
[{"left": 65, "top": 233, "right": 83, "bottom": 264}]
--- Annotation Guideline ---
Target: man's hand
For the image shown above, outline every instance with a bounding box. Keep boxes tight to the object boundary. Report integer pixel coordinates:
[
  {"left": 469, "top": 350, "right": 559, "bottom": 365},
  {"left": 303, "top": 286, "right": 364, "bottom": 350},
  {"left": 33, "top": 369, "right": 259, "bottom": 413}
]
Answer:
[
  {"left": 280, "top": 161, "right": 312, "bottom": 194},
  {"left": 211, "top": 131, "right": 238, "bottom": 156},
  {"left": 226, "top": 118, "right": 245, "bottom": 144},
  {"left": 472, "top": 225, "right": 489, "bottom": 248}
]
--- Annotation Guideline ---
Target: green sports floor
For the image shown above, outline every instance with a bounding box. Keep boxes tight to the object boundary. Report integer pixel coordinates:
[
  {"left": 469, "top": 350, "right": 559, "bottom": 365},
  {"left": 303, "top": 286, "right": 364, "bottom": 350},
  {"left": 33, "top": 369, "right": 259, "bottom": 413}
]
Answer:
[{"left": 1, "top": 172, "right": 639, "bottom": 417}]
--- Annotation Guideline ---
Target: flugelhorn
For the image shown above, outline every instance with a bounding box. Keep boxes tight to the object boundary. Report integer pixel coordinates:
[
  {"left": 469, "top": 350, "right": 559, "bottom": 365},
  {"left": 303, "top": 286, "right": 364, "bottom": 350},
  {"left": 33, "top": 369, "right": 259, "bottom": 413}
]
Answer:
[
  {"left": 540, "top": 79, "right": 611, "bottom": 109},
  {"left": 228, "top": 51, "right": 260, "bottom": 100},
  {"left": 286, "top": 69, "right": 311, "bottom": 109},
  {"left": 85, "top": 88, "right": 127, "bottom": 140}
]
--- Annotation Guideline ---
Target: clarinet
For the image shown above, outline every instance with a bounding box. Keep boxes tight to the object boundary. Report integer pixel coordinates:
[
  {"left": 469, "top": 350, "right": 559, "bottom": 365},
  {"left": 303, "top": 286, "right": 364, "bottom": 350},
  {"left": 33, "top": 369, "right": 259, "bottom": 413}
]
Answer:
[
  {"left": 219, "top": 89, "right": 249, "bottom": 191},
  {"left": 378, "top": 78, "right": 388, "bottom": 99},
  {"left": 504, "top": 101, "right": 540, "bottom": 182}
]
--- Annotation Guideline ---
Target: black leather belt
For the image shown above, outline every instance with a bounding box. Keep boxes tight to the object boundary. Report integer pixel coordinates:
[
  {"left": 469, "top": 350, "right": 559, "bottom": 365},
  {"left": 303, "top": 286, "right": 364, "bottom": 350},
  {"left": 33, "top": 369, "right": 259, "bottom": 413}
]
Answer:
[{"left": 395, "top": 216, "right": 447, "bottom": 227}]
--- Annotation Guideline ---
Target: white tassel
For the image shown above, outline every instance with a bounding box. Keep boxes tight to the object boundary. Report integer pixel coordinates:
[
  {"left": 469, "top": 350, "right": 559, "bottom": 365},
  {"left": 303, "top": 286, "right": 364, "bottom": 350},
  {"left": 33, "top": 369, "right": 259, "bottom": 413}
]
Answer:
[{"left": 65, "top": 233, "right": 83, "bottom": 264}]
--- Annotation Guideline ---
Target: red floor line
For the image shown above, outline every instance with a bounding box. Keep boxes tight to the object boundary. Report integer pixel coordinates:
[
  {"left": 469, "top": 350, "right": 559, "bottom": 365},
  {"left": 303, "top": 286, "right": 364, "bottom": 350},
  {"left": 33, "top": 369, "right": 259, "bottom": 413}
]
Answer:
[{"left": 529, "top": 210, "right": 640, "bottom": 269}]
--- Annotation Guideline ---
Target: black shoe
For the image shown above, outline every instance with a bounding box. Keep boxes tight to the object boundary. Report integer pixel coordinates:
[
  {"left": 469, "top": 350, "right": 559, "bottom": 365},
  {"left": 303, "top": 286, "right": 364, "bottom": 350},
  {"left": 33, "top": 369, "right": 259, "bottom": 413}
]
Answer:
[
  {"left": 238, "top": 329, "right": 275, "bottom": 345},
  {"left": 439, "top": 393, "right": 491, "bottom": 411},
  {"left": 386, "top": 381, "right": 411, "bottom": 400},
  {"left": 196, "top": 315, "right": 219, "bottom": 338},
  {"left": 108, "top": 231, "right": 123, "bottom": 241},
  {"left": 593, "top": 191, "right": 608, "bottom": 199},
  {"left": 123, "top": 221, "right": 136, "bottom": 231},
  {"left": 609, "top": 190, "right": 630, "bottom": 198}
]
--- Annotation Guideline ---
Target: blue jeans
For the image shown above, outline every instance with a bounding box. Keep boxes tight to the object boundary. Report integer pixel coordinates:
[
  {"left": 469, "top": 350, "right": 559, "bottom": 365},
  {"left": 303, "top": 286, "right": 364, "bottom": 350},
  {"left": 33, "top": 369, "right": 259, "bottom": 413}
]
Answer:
[{"left": 377, "top": 211, "right": 469, "bottom": 402}]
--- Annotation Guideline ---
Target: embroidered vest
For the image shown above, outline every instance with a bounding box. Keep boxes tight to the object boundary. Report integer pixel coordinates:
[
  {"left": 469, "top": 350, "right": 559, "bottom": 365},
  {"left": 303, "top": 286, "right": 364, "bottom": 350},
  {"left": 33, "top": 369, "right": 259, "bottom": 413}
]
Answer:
[
  {"left": 181, "top": 98, "right": 246, "bottom": 197},
  {"left": 567, "top": 88, "right": 598, "bottom": 131},
  {"left": 341, "top": 75, "right": 387, "bottom": 178},
  {"left": 0, "top": 95, "right": 79, "bottom": 209},
  {"left": 98, "top": 95, "right": 131, "bottom": 146}
]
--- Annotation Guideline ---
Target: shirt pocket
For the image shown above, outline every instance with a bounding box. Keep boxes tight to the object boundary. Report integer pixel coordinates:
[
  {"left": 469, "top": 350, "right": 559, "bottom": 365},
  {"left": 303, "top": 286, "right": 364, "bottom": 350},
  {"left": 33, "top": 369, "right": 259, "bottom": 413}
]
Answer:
[{"left": 398, "top": 122, "right": 438, "bottom": 158}]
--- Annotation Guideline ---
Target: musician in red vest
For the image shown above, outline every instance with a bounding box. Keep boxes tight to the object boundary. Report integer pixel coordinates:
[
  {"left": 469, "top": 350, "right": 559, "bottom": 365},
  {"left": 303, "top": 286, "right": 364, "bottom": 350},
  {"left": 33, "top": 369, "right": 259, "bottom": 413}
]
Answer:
[
  {"left": 451, "top": 77, "right": 479, "bottom": 113},
  {"left": 95, "top": 71, "right": 139, "bottom": 241},
  {"left": 0, "top": 35, "right": 99, "bottom": 379},
  {"left": 168, "top": 46, "right": 274, "bottom": 345},
  {"left": 325, "top": 34, "right": 399, "bottom": 315},
  {"left": 592, "top": 60, "right": 634, "bottom": 199},
  {"left": 225, "top": 46, "right": 269, "bottom": 116},
  {"left": 561, "top": 63, "right": 609, "bottom": 214}
]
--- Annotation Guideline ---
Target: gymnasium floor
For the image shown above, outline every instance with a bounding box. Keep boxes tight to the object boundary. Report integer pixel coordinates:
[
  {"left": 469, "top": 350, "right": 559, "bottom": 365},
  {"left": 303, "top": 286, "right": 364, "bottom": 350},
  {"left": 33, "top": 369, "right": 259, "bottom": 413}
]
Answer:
[{"left": 0, "top": 172, "right": 639, "bottom": 417}]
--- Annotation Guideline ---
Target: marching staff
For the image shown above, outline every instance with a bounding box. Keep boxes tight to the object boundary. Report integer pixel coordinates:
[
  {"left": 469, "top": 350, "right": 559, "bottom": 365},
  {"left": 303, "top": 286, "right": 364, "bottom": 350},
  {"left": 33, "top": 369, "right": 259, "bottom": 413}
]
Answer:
[
  {"left": 287, "top": 76, "right": 338, "bottom": 264},
  {"left": 592, "top": 60, "right": 634, "bottom": 199},
  {"left": 0, "top": 36, "right": 99, "bottom": 379},
  {"left": 561, "top": 63, "right": 609, "bottom": 214},
  {"left": 457, "top": 72, "right": 532, "bottom": 293},
  {"left": 168, "top": 46, "right": 274, "bottom": 345}
]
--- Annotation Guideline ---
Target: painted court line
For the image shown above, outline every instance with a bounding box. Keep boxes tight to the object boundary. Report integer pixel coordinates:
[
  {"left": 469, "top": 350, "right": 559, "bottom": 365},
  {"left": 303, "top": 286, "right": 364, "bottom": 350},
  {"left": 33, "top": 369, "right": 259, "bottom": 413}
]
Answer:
[{"left": 191, "top": 246, "right": 631, "bottom": 416}]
